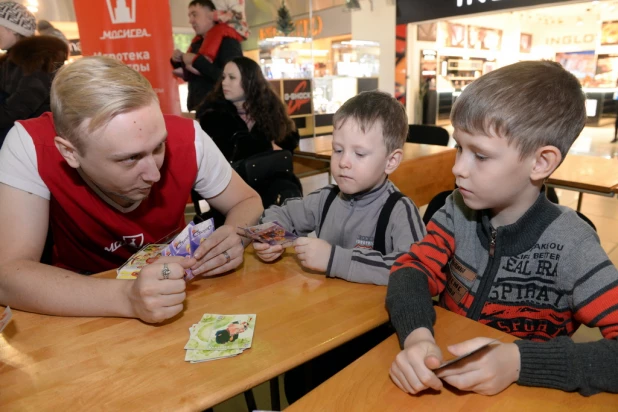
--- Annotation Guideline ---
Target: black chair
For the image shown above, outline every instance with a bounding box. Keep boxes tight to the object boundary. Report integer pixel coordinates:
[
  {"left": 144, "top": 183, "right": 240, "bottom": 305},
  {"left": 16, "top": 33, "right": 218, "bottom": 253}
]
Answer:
[{"left": 407, "top": 125, "right": 450, "bottom": 146}]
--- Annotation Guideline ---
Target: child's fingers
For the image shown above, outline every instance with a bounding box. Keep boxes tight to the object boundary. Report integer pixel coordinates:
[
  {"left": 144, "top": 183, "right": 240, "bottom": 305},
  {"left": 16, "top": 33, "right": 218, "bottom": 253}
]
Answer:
[
  {"left": 252, "top": 242, "right": 271, "bottom": 251},
  {"left": 293, "top": 237, "right": 310, "bottom": 247}
]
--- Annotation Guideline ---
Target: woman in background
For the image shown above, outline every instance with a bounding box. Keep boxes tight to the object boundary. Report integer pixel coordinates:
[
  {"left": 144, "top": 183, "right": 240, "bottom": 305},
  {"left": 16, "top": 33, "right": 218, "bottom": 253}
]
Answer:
[
  {"left": 0, "top": 2, "right": 68, "bottom": 148},
  {"left": 198, "top": 56, "right": 299, "bottom": 161}
]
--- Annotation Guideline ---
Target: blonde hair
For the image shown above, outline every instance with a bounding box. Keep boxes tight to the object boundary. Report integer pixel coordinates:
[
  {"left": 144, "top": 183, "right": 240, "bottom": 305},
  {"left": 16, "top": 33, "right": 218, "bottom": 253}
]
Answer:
[{"left": 51, "top": 56, "right": 158, "bottom": 152}]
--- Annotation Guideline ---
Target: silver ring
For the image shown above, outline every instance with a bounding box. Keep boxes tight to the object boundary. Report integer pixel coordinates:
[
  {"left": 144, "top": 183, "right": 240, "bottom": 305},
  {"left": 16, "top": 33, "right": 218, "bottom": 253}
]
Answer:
[
  {"left": 222, "top": 250, "right": 231, "bottom": 264},
  {"left": 162, "top": 263, "right": 170, "bottom": 280}
]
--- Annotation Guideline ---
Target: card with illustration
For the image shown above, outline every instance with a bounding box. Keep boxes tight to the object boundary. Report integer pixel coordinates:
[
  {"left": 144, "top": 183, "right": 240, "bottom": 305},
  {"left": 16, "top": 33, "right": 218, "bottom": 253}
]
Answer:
[
  {"left": 0, "top": 306, "right": 13, "bottom": 333},
  {"left": 185, "top": 314, "right": 256, "bottom": 351},
  {"left": 435, "top": 338, "right": 501, "bottom": 371},
  {"left": 189, "top": 218, "right": 215, "bottom": 256},
  {"left": 116, "top": 244, "right": 168, "bottom": 280},
  {"left": 241, "top": 221, "right": 297, "bottom": 247},
  {"left": 162, "top": 222, "right": 194, "bottom": 258},
  {"left": 185, "top": 348, "right": 243, "bottom": 363}
]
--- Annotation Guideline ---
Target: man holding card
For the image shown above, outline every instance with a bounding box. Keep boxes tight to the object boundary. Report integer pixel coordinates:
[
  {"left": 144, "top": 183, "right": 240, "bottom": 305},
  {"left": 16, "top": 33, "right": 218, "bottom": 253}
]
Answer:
[{"left": 0, "top": 56, "right": 262, "bottom": 323}]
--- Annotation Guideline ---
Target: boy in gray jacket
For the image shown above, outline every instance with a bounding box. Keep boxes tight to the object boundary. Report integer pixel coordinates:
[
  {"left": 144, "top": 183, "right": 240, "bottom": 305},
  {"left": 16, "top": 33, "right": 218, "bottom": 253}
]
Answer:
[{"left": 254, "top": 90, "right": 426, "bottom": 285}]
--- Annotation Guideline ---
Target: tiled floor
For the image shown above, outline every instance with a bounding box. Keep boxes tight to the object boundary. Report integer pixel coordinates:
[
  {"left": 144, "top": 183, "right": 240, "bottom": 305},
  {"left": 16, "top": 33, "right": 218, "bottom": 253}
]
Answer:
[{"left": 211, "top": 124, "right": 618, "bottom": 411}]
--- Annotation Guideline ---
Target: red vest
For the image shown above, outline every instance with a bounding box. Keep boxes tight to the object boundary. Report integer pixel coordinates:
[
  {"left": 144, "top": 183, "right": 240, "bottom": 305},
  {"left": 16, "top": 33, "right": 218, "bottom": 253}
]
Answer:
[{"left": 19, "top": 113, "right": 197, "bottom": 273}]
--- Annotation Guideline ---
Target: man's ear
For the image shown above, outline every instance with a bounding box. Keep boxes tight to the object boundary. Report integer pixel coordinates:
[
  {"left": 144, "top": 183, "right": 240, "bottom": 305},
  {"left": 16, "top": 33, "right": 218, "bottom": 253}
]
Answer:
[
  {"left": 530, "top": 145, "right": 562, "bottom": 181},
  {"left": 385, "top": 148, "right": 403, "bottom": 175},
  {"left": 54, "top": 136, "right": 81, "bottom": 169}
]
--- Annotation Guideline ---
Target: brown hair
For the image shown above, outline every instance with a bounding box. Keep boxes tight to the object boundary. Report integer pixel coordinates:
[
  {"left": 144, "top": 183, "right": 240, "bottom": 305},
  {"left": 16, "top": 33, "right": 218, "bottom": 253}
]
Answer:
[
  {"left": 333, "top": 90, "right": 408, "bottom": 154},
  {"left": 202, "top": 56, "right": 296, "bottom": 144},
  {"left": 51, "top": 56, "right": 158, "bottom": 153},
  {"left": 451, "top": 60, "right": 586, "bottom": 160},
  {"left": 0, "top": 35, "right": 67, "bottom": 75}
]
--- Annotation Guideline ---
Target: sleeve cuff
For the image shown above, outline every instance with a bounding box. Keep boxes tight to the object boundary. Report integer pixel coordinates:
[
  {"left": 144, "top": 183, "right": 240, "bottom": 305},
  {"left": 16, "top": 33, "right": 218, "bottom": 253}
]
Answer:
[
  {"left": 326, "top": 245, "right": 352, "bottom": 280},
  {"left": 514, "top": 337, "right": 575, "bottom": 392}
]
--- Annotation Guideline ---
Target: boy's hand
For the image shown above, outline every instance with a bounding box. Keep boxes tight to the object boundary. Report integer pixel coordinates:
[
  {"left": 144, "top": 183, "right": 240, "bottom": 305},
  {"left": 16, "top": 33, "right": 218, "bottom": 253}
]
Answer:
[
  {"left": 253, "top": 242, "right": 284, "bottom": 262},
  {"left": 435, "top": 337, "right": 520, "bottom": 395},
  {"left": 390, "top": 327, "right": 444, "bottom": 394},
  {"left": 293, "top": 237, "right": 332, "bottom": 272}
]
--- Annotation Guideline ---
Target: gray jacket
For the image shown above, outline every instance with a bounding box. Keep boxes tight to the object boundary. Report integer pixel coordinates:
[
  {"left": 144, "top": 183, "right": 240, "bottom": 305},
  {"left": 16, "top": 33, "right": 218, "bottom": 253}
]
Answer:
[{"left": 260, "top": 180, "right": 426, "bottom": 285}]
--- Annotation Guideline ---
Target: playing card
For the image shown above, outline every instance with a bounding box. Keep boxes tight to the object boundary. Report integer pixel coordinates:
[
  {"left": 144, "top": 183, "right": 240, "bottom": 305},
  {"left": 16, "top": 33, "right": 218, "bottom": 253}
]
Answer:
[
  {"left": 241, "top": 221, "right": 297, "bottom": 247},
  {"left": 163, "top": 222, "right": 194, "bottom": 258},
  {"left": 185, "top": 314, "right": 256, "bottom": 351},
  {"left": 434, "top": 338, "right": 501, "bottom": 371},
  {"left": 185, "top": 348, "right": 243, "bottom": 363},
  {"left": 116, "top": 244, "right": 168, "bottom": 279},
  {"left": 189, "top": 218, "right": 215, "bottom": 255},
  {"left": 0, "top": 306, "right": 13, "bottom": 333}
]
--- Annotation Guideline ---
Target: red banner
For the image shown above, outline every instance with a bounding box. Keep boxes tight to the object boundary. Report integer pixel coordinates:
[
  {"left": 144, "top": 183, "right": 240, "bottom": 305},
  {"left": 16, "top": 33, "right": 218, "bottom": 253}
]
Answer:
[{"left": 73, "top": 0, "right": 180, "bottom": 115}]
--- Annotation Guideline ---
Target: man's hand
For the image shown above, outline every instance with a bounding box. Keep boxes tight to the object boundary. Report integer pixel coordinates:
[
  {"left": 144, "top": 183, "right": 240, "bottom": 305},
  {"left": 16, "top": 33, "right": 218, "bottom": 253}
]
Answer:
[
  {"left": 293, "top": 237, "right": 332, "bottom": 272},
  {"left": 435, "top": 337, "right": 520, "bottom": 395},
  {"left": 172, "top": 48, "right": 183, "bottom": 62},
  {"left": 390, "top": 328, "right": 444, "bottom": 395},
  {"left": 191, "top": 225, "right": 245, "bottom": 277},
  {"left": 183, "top": 52, "right": 197, "bottom": 66},
  {"left": 253, "top": 242, "right": 284, "bottom": 262},
  {"left": 125, "top": 256, "right": 194, "bottom": 323}
]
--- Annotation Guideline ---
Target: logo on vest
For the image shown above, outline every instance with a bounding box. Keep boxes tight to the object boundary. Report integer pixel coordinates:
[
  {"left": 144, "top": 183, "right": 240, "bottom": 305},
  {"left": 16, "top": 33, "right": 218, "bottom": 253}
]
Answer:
[
  {"left": 449, "top": 256, "right": 477, "bottom": 282},
  {"left": 105, "top": 233, "right": 144, "bottom": 253}
]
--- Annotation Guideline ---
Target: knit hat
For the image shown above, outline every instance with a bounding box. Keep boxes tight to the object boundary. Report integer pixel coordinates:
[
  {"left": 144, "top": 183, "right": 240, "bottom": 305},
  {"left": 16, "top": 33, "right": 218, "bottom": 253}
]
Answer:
[{"left": 0, "top": 2, "right": 36, "bottom": 37}]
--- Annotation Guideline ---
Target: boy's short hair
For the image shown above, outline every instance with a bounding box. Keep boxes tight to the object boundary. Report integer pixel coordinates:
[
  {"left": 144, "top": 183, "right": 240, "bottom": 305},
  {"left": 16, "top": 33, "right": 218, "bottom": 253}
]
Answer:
[
  {"left": 189, "top": 0, "right": 215, "bottom": 10},
  {"left": 451, "top": 60, "right": 586, "bottom": 160},
  {"left": 51, "top": 56, "right": 158, "bottom": 153},
  {"left": 333, "top": 90, "right": 408, "bottom": 154}
]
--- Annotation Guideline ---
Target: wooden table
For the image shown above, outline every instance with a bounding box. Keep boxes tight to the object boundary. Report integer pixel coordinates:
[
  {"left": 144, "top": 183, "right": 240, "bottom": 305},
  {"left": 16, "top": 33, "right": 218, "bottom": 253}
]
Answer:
[
  {"left": 296, "top": 136, "right": 457, "bottom": 206},
  {"left": 548, "top": 154, "right": 618, "bottom": 212},
  {"left": 0, "top": 252, "right": 388, "bottom": 411},
  {"left": 288, "top": 307, "right": 618, "bottom": 411}
]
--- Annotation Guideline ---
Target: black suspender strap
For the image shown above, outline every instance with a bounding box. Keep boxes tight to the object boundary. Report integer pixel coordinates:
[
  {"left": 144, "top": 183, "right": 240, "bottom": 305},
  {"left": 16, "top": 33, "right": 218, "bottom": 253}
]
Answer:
[
  {"left": 373, "top": 191, "right": 405, "bottom": 255},
  {"left": 318, "top": 186, "right": 340, "bottom": 236}
]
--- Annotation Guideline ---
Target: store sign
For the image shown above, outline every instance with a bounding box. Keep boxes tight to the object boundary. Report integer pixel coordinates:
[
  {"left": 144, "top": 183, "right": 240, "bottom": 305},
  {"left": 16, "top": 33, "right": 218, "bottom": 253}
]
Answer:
[
  {"left": 73, "top": 0, "right": 180, "bottom": 115},
  {"left": 397, "top": 0, "right": 568, "bottom": 24},
  {"left": 259, "top": 16, "right": 323, "bottom": 41},
  {"left": 546, "top": 34, "right": 596, "bottom": 46},
  {"left": 283, "top": 79, "right": 312, "bottom": 116}
]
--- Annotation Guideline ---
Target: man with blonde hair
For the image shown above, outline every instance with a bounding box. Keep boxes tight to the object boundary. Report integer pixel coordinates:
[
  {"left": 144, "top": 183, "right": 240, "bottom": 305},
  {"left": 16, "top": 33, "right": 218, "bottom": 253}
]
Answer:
[{"left": 0, "top": 56, "right": 262, "bottom": 323}]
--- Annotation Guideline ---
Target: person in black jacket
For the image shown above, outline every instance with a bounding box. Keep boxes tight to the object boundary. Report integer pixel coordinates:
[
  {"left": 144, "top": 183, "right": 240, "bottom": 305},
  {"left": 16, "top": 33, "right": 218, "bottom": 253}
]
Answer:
[
  {"left": 198, "top": 56, "right": 300, "bottom": 161},
  {"left": 0, "top": 2, "right": 68, "bottom": 148},
  {"left": 170, "top": 0, "right": 242, "bottom": 111},
  {"left": 195, "top": 56, "right": 301, "bottom": 213}
]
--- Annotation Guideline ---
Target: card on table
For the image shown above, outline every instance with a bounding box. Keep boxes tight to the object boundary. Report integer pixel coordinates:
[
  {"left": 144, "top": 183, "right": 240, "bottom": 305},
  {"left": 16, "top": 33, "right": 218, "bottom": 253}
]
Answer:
[
  {"left": 0, "top": 306, "right": 12, "bottom": 333},
  {"left": 434, "top": 338, "right": 501, "bottom": 371},
  {"left": 184, "top": 348, "right": 243, "bottom": 363},
  {"left": 241, "top": 221, "right": 298, "bottom": 247},
  {"left": 185, "top": 314, "right": 256, "bottom": 351}
]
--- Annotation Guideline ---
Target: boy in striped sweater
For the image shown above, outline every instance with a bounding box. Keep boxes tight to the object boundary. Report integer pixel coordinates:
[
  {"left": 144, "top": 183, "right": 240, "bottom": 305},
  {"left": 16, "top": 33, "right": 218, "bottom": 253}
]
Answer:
[{"left": 387, "top": 61, "right": 618, "bottom": 396}]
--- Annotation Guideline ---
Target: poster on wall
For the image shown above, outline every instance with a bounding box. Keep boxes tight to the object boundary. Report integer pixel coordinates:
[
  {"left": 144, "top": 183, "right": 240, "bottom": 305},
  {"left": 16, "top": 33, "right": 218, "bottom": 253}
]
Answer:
[
  {"left": 417, "top": 23, "right": 437, "bottom": 42},
  {"left": 520, "top": 33, "right": 532, "bottom": 53},
  {"left": 556, "top": 51, "right": 597, "bottom": 85},
  {"left": 395, "top": 24, "right": 407, "bottom": 106},
  {"left": 283, "top": 79, "right": 312, "bottom": 116},
  {"left": 601, "top": 21, "right": 618, "bottom": 46},
  {"left": 73, "top": 0, "right": 180, "bottom": 115},
  {"left": 445, "top": 23, "right": 465, "bottom": 48},
  {"left": 467, "top": 26, "right": 502, "bottom": 51},
  {"left": 595, "top": 54, "right": 618, "bottom": 87}
]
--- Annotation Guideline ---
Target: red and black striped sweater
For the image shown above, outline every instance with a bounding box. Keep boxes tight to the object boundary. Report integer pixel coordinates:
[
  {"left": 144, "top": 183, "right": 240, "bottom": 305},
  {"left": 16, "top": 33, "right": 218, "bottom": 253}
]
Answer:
[{"left": 386, "top": 190, "right": 618, "bottom": 395}]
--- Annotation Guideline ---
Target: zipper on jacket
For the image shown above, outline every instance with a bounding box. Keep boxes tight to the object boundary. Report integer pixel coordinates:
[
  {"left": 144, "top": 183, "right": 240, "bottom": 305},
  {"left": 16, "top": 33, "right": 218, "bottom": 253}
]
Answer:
[
  {"left": 468, "top": 227, "right": 499, "bottom": 321},
  {"left": 339, "top": 198, "right": 356, "bottom": 246}
]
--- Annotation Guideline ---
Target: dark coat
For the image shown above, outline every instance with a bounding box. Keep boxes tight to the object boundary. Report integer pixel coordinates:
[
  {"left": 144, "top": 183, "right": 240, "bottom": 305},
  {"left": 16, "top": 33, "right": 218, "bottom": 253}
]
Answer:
[
  {"left": 0, "top": 35, "right": 68, "bottom": 146},
  {"left": 171, "top": 36, "right": 242, "bottom": 111},
  {"left": 198, "top": 99, "right": 300, "bottom": 162}
]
